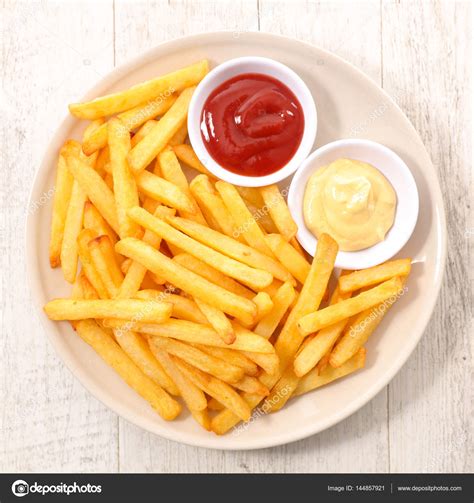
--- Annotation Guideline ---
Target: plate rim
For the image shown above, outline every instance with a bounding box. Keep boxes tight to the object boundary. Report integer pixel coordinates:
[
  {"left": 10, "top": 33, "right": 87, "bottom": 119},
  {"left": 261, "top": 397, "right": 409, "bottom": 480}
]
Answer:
[{"left": 26, "top": 30, "right": 447, "bottom": 450}]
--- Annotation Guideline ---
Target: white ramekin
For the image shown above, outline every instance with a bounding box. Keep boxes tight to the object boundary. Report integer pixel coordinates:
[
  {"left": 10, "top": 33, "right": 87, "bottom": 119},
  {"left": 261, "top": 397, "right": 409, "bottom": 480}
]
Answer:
[
  {"left": 187, "top": 56, "right": 317, "bottom": 187},
  {"left": 288, "top": 139, "right": 419, "bottom": 269}
]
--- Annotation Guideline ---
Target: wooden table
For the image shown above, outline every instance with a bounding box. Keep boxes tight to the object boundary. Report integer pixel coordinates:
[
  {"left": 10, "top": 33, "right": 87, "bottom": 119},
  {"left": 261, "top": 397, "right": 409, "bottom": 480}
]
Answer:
[{"left": 1, "top": 0, "right": 471, "bottom": 473}]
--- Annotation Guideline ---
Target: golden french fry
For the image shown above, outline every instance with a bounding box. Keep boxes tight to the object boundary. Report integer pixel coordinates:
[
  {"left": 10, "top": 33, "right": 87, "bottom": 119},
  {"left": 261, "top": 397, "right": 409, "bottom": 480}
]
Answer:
[
  {"left": 233, "top": 376, "right": 269, "bottom": 396},
  {"left": 135, "top": 170, "right": 196, "bottom": 214},
  {"left": 88, "top": 235, "right": 124, "bottom": 297},
  {"left": 216, "top": 180, "right": 275, "bottom": 257},
  {"left": 244, "top": 199, "right": 279, "bottom": 234},
  {"left": 211, "top": 392, "right": 262, "bottom": 435},
  {"left": 235, "top": 186, "right": 265, "bottom": 208},
  {"left": 120, "top": 257, "right": 132, "bottom": 275},
  {"left": 106, "top": 318, "right": 273, "bottom": 353},
  {"left": 135, "top": 289, "right": 208, "bottom": 324},
  {"left": 172, "top": 253, "right": 254, "bottom": 299},
  {"left": 74, "top": 319, "right": 180, "bottom": 420},
  {"left": 78, "top": 270, "right": 99, "bottom": 300},
  {"left": 128, "top": 87, "right": 195, "bottom": 173},
  {"left": 190, "top": 408, "right": 211, "bottom": 430},
  {"left": 329, "top": 278, "right": 407, "bottom": 368},
  {"left": 254, "top": 281, "right": 296, "bottom": 339},
  {"left": 194, "top": 298, "right": 235, "bottom": 344},
  {"left": 294, "top": 348, "right": 367, "bottom": 397},
  {"left": 168, "top": 122, "right": 188, "bottom": 146},
  {"left": 208, "top": 397, "right": 224, "bottom": 411},
  {"left": 49, "top": 145, "right": 76, "bottom": 268},
  {"left": 82, "top": 94, "right": 177, "bottom": 155},
  {"left": 298, "top": 276, "right": 404, "bottom": 336},
  {"left": 261, "top": 234, "right": 339, "bottom": 412},
  {"left": 259, "top": 185, "right": 297, "bottom": 241},
  {"left": 252, "top": 292, "right": 273, "bottom": 322},
  {"left": 60, "top": 180, "right": 87, "bottom": 283},
  {"left": 115, "top": 237, "right": 257, "bottom": 324},
  {"left": 116, "top": 207, "right": 174, "bottom": 298},
  {"left": 190, "top": 175, "right": 242, "bottom": 238},
  {"left": 149, "top": 343, "right": 207, "bottom": 412},
  {"left": 192, "top": 344, "right": 258, "bottom": 376},
  {"left": 265, "top": 233, "right": 311, "bottom": 284},
  {"left": 66, "top": 154, "right": 119, "bottom": 234},
  {"left": 173, "top": 357, "right": 251, "bottom": 421},
  {"left": 128, "top": 206, "right": 272, "bottom": 291},
  {"left": 131, "top": 119, "right": 158, "bottom": 147},
  {"left": 108, "top": 118, "right": 141, "bottom": 238},
  {"left": 167, "top": 216, "right": 294, "bottom": 284},
  {"left": 151, "top": 337, "right": 244, "bottom": 383},
  {"left": 69, "top": 60, "right": 208, "bottom": 119},
  {"left": 44, "top": 298, "right": 172, "bottom": 323},
  {"left": 290, "top": 236, "right": 305, "bottom": 256},
  {"left": 338, "top": 259, "right": 412, "bottom": 293},
  {"left": 158, "top": 148, "right": 206, "bottom": 224},
  {"left": 77, "top": 229, "right": 109, "bottom": 298},
  {"left": 293, "top": 287, "right": 352, "bottom": 377},
  {"left": 275, "top": 234, "right": 339, "bottom": 370},
  {"left": 83, "top": 201, "right": 118, "bottom": 246},
  {"left": 239, "top": 350, "right": 279, "bottom": 375},
  {"left": 113, "top": 329, "right": 179, "bottom": 395},
  {"left": 173, "top": 143, "right": 215, "bottom": 177}
]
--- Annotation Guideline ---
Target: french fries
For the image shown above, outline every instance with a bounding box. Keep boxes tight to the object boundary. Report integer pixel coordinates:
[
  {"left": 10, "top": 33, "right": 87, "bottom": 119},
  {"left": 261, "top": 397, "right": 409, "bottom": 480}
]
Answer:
[
  {"left": 128, "top": 87, "right": 195, "bottom": 173},
  {"left": 44, "top": 298, "right": 172, "bottom": 323},
  {"left": 45, "top": 61, "right": 413, "bottom": 434},
  {"left": 338, "top": 259, "right": 412, "bottom": 293},
  {"left": 151, "top": 337, "right": 244, "bottom": 383},
  {"left": 254, "top": 281, "right": 296, "bottom": 339},
  {"left": 66, "top": 154, "right": 120, "bottom": 234},
  {"left": 293, "top": 287, "right": 351, "bottom": 377},
  {"left": 128, "top": 206, "right": 273, "bottom": 291},
  {"left": 82, "top": 94, "right": 177, "bottom": 155},
  {"left": 265, "top": 233, "right": 310, "bottom": 284},
  {"left": 49, "top": 144, "right": 75, "bottom": 268},
  {"left": 216, "top": 180, "right": 275, "bottom": 257},
  {"left": 173, "top": 143, "right": 215, "bottom": 177},
  {"left": 135, "top": 170, "right": 196, "bottom": 213},
  {"left": 115, "top": 237, "right": 257, "bottom": 324},
  {"left": 294, "top": 348, "right": 367, "bottom": 397},
  {"left": 173, "top": 357, "right": 251, "bottom": 421},
  {"left": 167, "top": 216, "right": 295, "bottom": 284},
  {"left": 108, "top": 118, "right": 141, "bottom": 238},
  {"left": 190, "top": 175, "right": 241, "bottom": 237},
  {"left": 106, "top": 318, "right": 274, "bottom": 353},
  {"left": 259, "top": 185, "right": 297, "bottom": 241},
  {"left": 76, "top": 320, "right": 180, "bottom": 420},
  {"left": 149, "top": 343, "right": 207, "bottom": 412},
  {"left": 298, "top": 276, "right": 404, "bottom": 336},
  {"left": 194, "top": 298, "right": 235, "bottom": 344},
  {"left": 69, "top": 60, "right": 208, "bottom": 119}
]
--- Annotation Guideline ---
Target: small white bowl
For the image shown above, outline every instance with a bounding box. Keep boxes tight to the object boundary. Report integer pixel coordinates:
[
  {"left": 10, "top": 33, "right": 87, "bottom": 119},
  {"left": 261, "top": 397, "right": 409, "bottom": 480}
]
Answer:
[
  {"left": 288, "top": 139, "right": 419, "bottom": 269},
  {"left": 187, "top": 56, "right": 317, "bottom": 187}
]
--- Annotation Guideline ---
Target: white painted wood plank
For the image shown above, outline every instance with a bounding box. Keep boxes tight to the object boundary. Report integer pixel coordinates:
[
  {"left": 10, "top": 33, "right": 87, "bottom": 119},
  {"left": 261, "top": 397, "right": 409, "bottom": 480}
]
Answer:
[
  {"left": 381, "top": 0, "right": 473, "bottom": 473},
  {"left": 116, "top": 0, "right": 387, "bottom": 473},
  {"left": 0, "top": 0, "right": 118, "bottom": 472}
]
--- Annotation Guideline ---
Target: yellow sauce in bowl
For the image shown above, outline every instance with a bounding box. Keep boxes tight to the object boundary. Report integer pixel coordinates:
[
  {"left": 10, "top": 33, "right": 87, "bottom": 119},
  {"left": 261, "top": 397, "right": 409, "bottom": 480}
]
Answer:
[{"left": 303, "top": 158, "right": 397, "bottom": 251}]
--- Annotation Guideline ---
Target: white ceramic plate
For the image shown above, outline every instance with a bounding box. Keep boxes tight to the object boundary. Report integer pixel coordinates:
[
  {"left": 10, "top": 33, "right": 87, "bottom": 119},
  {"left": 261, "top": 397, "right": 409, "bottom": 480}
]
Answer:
[{"left": 27, "top": 32, "right": 446, "bottom": 450}]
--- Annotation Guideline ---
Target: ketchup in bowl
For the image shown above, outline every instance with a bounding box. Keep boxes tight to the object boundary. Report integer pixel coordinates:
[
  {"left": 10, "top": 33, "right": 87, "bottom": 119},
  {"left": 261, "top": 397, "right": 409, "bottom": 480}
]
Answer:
[{"left": 200, "top": 73, "right": 304, "bottom": 177}]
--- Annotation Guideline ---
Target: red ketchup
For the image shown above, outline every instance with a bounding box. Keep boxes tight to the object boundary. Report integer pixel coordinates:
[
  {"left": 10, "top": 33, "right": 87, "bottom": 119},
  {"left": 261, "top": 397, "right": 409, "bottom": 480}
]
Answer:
[{"left": 200, "top": 73, "right": 304, "bottom": 177}]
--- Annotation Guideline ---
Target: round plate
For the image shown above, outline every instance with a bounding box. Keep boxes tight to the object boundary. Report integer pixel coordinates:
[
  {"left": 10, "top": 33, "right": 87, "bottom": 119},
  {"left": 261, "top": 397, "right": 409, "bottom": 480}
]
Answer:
[{"left": 27, "top": 32, "right": 446, "bottom": 450}]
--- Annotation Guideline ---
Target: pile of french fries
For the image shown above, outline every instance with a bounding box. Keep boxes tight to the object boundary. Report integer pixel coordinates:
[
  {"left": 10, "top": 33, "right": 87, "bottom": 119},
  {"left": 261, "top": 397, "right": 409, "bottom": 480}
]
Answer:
[{"left": 44, "top": 60, "right": 412, "bottom": 434}]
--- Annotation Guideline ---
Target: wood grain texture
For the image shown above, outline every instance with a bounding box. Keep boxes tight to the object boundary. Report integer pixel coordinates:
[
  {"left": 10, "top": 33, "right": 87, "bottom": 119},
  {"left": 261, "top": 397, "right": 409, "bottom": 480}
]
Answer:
[
  {"left": 0, "top": 0, "right": 119, "bottom": 473},
  {"left": 1, "top": 0, "right": 471, "bottom": 473}
]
